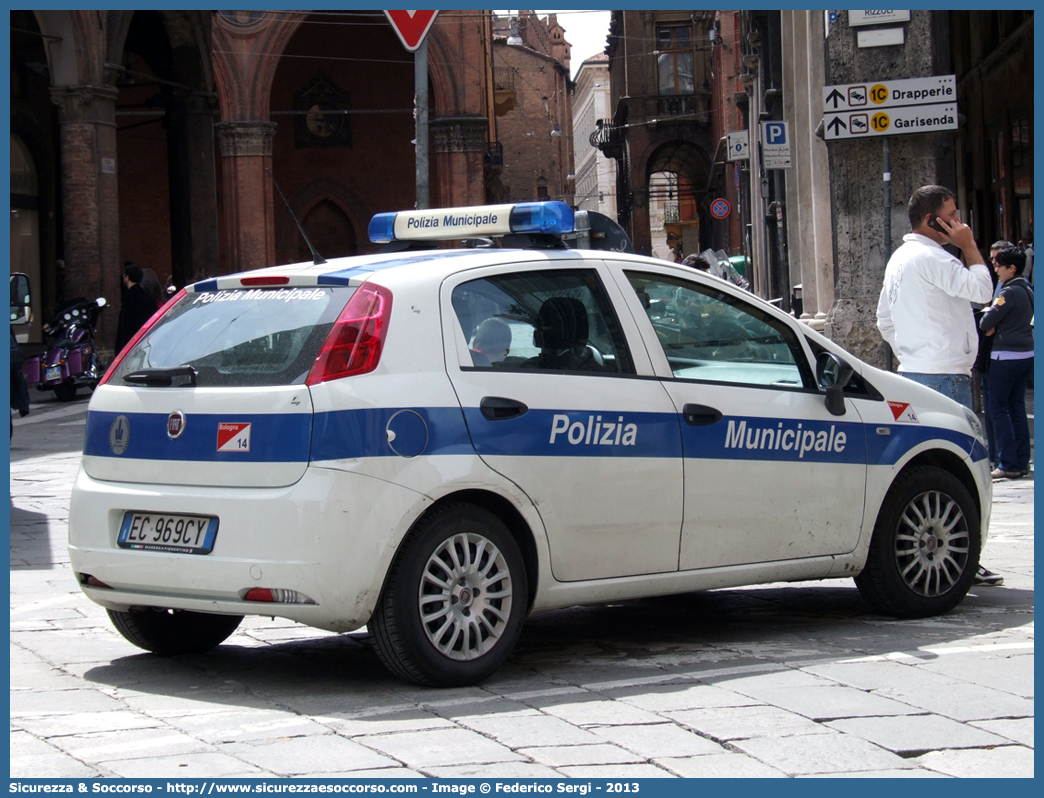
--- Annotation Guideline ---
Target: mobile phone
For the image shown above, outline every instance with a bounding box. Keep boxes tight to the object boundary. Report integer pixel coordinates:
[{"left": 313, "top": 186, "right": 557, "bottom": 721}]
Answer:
[{"left": 927, "top": 214, "right": 945, "bottom": 233}]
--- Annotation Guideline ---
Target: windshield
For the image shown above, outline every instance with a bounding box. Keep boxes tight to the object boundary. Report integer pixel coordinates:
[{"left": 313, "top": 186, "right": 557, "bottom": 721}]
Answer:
[{"left": 111, "top": 286, "right": 354, "bottom": 387}]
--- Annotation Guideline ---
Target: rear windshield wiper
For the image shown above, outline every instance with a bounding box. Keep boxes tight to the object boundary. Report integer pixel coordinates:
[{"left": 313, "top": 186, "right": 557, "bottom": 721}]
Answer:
[{"left": 122, "top": 366, "right": 198, "bottom": 387}]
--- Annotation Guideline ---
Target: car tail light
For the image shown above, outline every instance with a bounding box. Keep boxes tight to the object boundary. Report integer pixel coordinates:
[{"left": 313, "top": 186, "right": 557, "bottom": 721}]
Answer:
[
  {"left": 240, "top": 276, "right": 289, "bottom": 287},
  {"left": 99, "top": 288, "right": 187, "bottom": 386},
  {"left": 306, "top": 283, "right": 392, "bottom": 386},
  {"left": 244, "top": 587, "right": 316, "bottom": 604}
]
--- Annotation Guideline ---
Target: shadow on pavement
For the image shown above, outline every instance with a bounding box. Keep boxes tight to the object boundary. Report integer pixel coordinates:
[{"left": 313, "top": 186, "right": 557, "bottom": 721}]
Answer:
[
  {"left": 10, "top": 502, "right": 54, "bottom": 570},
  {"left": 77, "top": 580, "right": 1033, "bottom": 713},
  {"left": 9, "top": 395, "right": 90, "bottom": 463}
]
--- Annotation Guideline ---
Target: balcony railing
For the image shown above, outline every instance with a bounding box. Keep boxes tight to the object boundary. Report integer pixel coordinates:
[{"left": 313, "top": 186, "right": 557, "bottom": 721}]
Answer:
[
  {"left": 589, "top": 118, "right": 624, "bottom": 159},
  {"left": 493, "top": 67, "right": 515, "bottom": 92},
  {"left": 656, "top": 94, "right": 702, "bottom": 118}
]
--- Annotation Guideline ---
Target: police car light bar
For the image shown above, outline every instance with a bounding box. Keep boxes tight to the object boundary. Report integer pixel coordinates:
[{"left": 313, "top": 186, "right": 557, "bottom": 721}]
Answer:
[{"left": 368, "top": 201, "right": 574, "bottom": 243}]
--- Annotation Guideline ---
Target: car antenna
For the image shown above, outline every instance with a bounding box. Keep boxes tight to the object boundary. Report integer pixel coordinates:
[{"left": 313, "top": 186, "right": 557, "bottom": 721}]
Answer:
[{"left": 266, "top": 167, "right": 326, "bottom": 265}]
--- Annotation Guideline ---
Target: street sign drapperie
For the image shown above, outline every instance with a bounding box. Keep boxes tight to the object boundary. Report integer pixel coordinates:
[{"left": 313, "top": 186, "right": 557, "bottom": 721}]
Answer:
[
  {"left": 821, "top": 75, "right": 958, "bottom": 141},
  {"left": 384, "top": 10, "right": 439, "bottom": 52}
]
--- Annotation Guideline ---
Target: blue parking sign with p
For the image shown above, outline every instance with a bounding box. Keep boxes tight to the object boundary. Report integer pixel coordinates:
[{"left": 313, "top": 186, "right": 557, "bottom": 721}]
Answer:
[{"left": 766, "top": 123, "right": 786, "bottom": 144}]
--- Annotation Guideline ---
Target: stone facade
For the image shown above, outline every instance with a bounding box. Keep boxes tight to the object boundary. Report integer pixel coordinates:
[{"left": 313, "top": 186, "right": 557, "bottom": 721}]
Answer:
[{"left": 572, "top": 54, "right": 616, "bottom": 218}]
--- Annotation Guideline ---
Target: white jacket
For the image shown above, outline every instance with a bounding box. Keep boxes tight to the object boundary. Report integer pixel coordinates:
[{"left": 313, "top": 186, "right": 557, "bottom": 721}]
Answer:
[{"left": 876, "top": 233, "right": 993, "bottom": 375}]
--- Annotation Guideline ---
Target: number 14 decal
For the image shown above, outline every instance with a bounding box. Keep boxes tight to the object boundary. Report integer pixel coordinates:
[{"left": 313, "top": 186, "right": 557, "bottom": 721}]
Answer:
[{"left": 217, "top": 422, "right": 251, "bottom": 452}]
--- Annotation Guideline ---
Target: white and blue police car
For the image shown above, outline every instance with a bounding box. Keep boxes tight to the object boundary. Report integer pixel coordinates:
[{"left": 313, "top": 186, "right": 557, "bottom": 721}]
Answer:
[{"left": 69, "top": 201, "right": 992, "bottom": 686}]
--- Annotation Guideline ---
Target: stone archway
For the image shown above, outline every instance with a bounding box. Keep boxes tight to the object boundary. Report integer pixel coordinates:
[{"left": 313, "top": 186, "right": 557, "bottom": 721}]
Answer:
[{"left": 639, "top": 140, "right": 711, "bottom": 260}]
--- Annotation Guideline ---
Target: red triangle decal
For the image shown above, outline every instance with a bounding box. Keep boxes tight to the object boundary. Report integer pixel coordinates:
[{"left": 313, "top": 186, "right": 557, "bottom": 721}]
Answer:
[{"left": 888, "top": 401, "right": 909, "bottom": 421}]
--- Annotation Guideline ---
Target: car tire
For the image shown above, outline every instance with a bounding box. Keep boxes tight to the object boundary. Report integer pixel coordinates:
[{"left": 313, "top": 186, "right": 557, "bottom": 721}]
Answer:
[
  {"left": 370, "top": 502, "right": 528, "bottom": 687},
  {"left": 855, "top": 465, "right": 980, "bottom": 618},
  {"left": 107, "top": 608, "right": 243, "bottom": 655},
  {"left": 55, "top": 381, "right": 77, "bottom": 402}
]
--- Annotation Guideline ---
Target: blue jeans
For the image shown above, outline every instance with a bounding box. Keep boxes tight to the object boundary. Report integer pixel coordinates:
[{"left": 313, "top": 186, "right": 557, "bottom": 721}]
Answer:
[
  {"left": 980, "top": 371, "right": 998, "bottom": 466},
  {"left": 987, "top": 357, "right": 1034, "bottom": 473},
  {"left": 900, "top": 372, "right": 973, "bottom": 411}
]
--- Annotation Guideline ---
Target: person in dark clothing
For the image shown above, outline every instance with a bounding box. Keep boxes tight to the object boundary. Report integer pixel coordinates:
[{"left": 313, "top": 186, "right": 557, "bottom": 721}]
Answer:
[
  {"left": 140, "top": 267, "right": 165, "bottom": 307},
  {"left": 115, "top": 262, "right": 157, "bottom": 354},
  {"left": 10, "top": 326, "right": 30, "bottom": 438},
  {"left": 974, "top": 240, "right": 1016, "bottom": 468},
  {"left": 980, "top": 247, "right": 1034, "bottom": 481}
]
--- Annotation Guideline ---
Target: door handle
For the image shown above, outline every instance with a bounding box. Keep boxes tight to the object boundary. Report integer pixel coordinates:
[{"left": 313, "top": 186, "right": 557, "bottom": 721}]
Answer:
[
  {"left": 480, "top": 396, "right": 529, "bottom": 421},
  {"left": 682, "top": 403, "right": 722, "bottom": 426}
]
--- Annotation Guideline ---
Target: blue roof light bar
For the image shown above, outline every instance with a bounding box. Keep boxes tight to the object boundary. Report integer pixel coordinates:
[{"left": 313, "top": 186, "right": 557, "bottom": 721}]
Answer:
[{"left": 368, "top": 201, "right": 575, "bottom": 243}]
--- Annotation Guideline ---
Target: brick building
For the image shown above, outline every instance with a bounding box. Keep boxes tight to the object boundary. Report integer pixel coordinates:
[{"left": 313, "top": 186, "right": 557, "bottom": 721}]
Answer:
[
  {"left": 490, "top": 12, "right": 574, "bottom": 205},
  {"left": 10, "top": 10, "right": 497, "bottom": 354}
]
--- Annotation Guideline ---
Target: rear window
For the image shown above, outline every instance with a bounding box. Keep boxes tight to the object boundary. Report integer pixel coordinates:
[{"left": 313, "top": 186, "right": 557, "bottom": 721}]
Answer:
[{"left": 112, "top": 286, "right": 354, "bottom": 387}]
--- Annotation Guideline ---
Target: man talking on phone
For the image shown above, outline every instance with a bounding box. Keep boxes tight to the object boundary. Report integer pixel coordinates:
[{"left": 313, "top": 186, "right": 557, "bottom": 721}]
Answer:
[{"left": 876, "top": 184, "right": 1002, "bottom": 586}]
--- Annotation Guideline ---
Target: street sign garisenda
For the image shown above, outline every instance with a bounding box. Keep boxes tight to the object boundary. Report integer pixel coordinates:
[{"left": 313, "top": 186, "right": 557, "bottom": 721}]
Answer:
[
  {"left": 824, "top": 103, "right": 957, "bottom": 141},
  {"left": 384, "top": 10, "right": 439, "bottom": 52}
]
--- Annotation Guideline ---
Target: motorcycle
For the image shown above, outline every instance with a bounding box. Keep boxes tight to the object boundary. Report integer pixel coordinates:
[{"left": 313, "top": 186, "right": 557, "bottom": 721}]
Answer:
[{"left": 24, "top": 296, "right": 107, "bottom": 402}]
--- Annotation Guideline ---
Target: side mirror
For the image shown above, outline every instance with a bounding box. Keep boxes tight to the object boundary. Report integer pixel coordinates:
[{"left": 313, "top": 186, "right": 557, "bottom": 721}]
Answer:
[
  {"left": 10, "top": 272, "right": 31, "bottom": 326},
  {"left": 817, "top": 351, "right": 854, "bottom": 416}
]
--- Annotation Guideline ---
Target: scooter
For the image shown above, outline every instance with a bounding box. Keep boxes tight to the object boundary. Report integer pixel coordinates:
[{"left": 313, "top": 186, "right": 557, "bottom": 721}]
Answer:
[{"left": 24, "top": 296, "right": 107, "bottom": 402}]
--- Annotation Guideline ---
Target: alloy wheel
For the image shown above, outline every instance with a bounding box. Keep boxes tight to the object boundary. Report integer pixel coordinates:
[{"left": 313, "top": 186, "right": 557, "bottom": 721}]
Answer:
[
  {"left": 893, "top": 489, "right": 970, "bottom": 597},
  {"left": 418, "top": 532, "right": 514, "bottom": 661}
]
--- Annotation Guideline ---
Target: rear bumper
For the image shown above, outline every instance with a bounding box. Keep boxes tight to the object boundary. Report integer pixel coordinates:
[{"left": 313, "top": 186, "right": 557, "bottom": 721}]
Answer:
[{"left": 68, "top": 465, "right": 429, "bottom": 632}]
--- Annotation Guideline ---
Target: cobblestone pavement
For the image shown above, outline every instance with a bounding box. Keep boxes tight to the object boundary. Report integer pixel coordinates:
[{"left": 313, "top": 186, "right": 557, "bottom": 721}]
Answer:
[{"left": 9, "top": 396, "right": 1034, "bottom": 779}]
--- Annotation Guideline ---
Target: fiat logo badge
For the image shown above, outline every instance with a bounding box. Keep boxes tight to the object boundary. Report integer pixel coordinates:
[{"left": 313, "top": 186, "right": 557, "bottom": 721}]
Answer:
[{"left": 167, "top": 411, "right": 186, "bottom": 440}]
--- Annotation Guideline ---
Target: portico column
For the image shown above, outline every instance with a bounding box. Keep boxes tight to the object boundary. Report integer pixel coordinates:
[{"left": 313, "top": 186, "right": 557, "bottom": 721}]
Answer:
[
  {"left": 781, "top": 11, "right": 819, "bottom": 318},
  {"left": 169, "top": 92, "right": 221, "bottom": 285},
  {"left": 214, "top": 121, "right": 277, "bottom": 272},
  {"left": 50, "top": 84, "right": 121, "bottom": 355}
]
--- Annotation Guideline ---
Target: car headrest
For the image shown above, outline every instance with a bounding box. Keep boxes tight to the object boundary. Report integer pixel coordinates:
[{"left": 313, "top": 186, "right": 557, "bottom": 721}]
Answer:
[{"left": 534, "top": 296, "right": 589, "bottom": 349}]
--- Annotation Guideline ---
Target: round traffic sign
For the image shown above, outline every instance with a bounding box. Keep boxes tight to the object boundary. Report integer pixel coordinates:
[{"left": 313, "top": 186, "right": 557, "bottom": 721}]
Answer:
[
  {"left": 869, "top": 83, "right": 889, "bottom": 104},
  {"left": 711, "top": 198, "right": 731, "bottom": 219}
]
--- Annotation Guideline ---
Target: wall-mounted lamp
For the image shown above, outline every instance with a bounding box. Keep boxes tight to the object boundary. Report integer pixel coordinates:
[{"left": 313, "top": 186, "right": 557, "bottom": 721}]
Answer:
[
  {"left": 507, "top": 16, "right": 523, "bottom": 46},
  {"left": 550, "top": 122, "right": 562, "bottom": 139}
]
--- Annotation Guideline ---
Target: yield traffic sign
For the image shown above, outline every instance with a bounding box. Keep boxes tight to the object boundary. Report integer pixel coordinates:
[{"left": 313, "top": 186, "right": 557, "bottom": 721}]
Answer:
[{"left": 384, "top": 10, "right": 439, "bottom": 52}]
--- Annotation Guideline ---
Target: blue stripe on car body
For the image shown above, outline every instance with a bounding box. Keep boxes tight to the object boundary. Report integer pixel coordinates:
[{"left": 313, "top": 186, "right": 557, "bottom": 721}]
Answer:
[
  {"left": 310, "top": 407, "right": 475, "bottom": 461},
  {"left": 84, "top": 411, "right": 312, "bottom": 462},
  {"left": 83, "top": 407, "right": 983, "bottom": 467}
]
